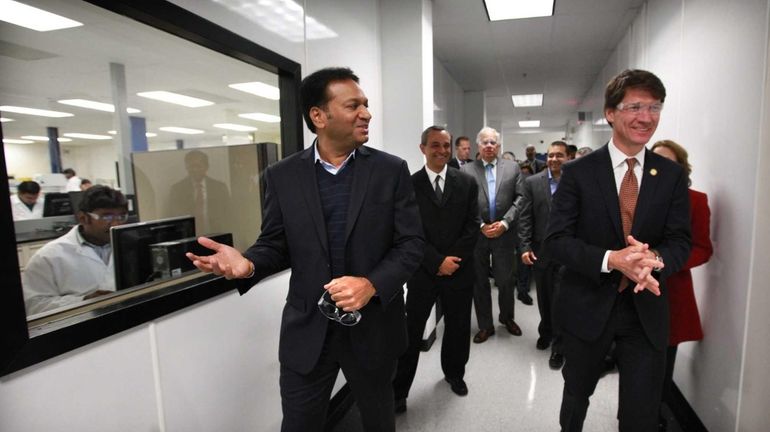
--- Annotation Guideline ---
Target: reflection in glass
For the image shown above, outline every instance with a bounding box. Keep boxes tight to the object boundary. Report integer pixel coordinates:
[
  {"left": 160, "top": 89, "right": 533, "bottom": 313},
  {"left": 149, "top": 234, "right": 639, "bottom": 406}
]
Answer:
[{"left": 2, "top": 0, "right": 283, "bottom": 321}]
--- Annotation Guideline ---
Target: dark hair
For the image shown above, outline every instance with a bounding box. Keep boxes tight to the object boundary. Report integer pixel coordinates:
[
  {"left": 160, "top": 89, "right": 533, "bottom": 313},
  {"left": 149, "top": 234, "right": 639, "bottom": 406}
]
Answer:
[
  {"left": 184, "top": 149, "right": 209, "bottom": 165},
  {"left": 300, "top": 67, "right": 360, "bottom": 133},
  {"left": 62, "top": 168, "right": 76, "bottom": 176},
  {"left": 79, "top": 185, "right": 127, "bottom": 213},
  {"left": 549, "top": 141, "right": 568, "bottom": 152},
  {"left": 18, "top": 180, "right": 40, "bottom": 195},
  {"left": 454, "top": 136, "right": 470, "bottom": 147},
  {"left": 604, "top": 69, "right": 666, "bottom": 112},
  {"left": 80, "top": 178, "right": 92, "bottom": 185},
  {"left": 519, "top": 163, "right": 533, "bottom": 174},
  {"left": 421, "top": 125, "right": 451, "bottom": 146},
  {"left": 567, "top": 144, "right": 578, "bottom": 155},
  {"left": 651, "top": 139, "right": 692, "bottom": 186}
]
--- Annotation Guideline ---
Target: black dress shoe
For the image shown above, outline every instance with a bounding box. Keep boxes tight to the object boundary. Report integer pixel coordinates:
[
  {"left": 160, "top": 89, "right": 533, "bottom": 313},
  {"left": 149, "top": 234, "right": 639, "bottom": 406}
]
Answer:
[
  {"left": 536, "top": 337, "right": 550, "bottom": 350},
  {"left": 599, "top": 356, "right": 616, "bottom": 377},
  {"left": 549, "top": 352, "right": 564, "bottom": 370},
  {"left": 444, "top": 377, "right": 468, "bottom": 396},
  {"left": 500, "top": 319, "right": 522, "bottom": 336},
  {"left": 473, "top": 328, "right": 495, "bottom": 343},
  {"left": 517, "top": 292, "right": 534, "bottom": 305},
  {"left": 394, "top": 398, "right": 407, "bottom": 414}
]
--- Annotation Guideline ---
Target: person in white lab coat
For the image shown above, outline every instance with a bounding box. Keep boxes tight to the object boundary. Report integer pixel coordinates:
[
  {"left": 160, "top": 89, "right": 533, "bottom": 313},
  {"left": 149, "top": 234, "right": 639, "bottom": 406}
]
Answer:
[
  {"left": 22, "top": 185, "right": 128, "bottom": 315},
  {"left": 11, "top": 181, "right": 44, "bottom": 220},
  {"left": 63, "top": 168, "right": 82, "bottom": 192}
]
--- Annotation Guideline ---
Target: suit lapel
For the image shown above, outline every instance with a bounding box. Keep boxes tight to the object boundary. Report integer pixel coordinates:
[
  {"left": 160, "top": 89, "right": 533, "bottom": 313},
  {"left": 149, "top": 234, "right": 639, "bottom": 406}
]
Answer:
[
  {"left": 632, "top": 151, "right": 661, "bottom": 236},
  {"left": 537, "top": 171, "right": 552, "bottom": 209},
  {"left": 415, "top": 168, "right": 440, "bottom": 206},
  {"left": 594, "top": 145, "right": 625, "bottom": 242},
  {"left": 442, "top": 168, "right": 456, "bottom": 205},
  {"left": 344, "top": 146, "right": 372, "bottom": 242},
  {"left": 297, "top": 144, "right": 329, "bottom": 255}
]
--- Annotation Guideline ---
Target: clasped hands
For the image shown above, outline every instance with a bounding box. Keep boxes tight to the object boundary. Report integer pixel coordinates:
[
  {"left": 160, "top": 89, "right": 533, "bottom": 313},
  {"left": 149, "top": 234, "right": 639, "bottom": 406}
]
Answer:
[
  {"left": 481, "top": 221, "right": 507, "bottom": 238},
  {"left": 608, "top": 235, "right": 665, "bottom": 295},
  {"left": 186, "top": 236, "right": 376, "bottom": 312}
]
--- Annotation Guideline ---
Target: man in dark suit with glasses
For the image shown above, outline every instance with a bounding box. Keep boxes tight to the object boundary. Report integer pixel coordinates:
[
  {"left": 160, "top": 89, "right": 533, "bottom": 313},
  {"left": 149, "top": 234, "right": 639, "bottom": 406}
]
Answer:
[{"left": 187, "top": 67, "right": 423, "bottom": 432}]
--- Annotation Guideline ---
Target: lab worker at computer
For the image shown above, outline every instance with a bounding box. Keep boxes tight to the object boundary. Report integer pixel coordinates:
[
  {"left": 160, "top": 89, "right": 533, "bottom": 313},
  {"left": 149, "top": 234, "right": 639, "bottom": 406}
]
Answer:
[
  {"left": 11, "top": 181, "right": 44, "bottom": 221},
  {"left": 23, "top": 186, "right": 128, "bottom": 315}
]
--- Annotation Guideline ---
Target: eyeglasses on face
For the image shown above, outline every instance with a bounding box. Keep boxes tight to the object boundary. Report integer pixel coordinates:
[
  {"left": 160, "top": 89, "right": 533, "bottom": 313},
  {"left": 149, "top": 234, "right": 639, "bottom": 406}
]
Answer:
[
  {"left": 317, "top": 290, "right": 361, "bottom": 326},
  {"left": 616, "top": 102, "right": 664, "bottom": 115},
  {"left": 87, "top": 212, "right": 129, "bottom": 223},
  {"left": 479, "top": 139, "right": 498, "bottom": 146}
]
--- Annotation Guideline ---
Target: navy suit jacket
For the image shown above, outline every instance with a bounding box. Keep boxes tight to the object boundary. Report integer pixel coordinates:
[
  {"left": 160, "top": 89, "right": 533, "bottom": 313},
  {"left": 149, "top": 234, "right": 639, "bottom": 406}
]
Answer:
[
  {"left": 517, "top": 169, "right": 554, "bottom": 265},
  {"left": 409, "top": 166, "right": 479, "bottom": 288},
  {"left": 545, "top": 144, "right": 691, "bottom": 350},
  {"left": 238, "top": 144, "right": 424, "bottom": 374}
]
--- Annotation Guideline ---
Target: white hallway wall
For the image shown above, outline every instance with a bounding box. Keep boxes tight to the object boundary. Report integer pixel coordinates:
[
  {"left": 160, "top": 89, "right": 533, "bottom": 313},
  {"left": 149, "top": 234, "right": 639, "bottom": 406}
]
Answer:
[
  {"left": 580, "top": 0, "right": 770, "bottom": 430},
  {"left": 0, "top": 0, "right": 432, "bottom": 431}
]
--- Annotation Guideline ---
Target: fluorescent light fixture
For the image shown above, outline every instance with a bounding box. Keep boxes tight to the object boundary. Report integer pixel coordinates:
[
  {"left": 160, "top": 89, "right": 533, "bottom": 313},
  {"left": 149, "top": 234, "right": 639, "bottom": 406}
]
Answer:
[
  {"left": 213, "top": 123, "right": 258, "bottom": 132},
  {"left": 0, "top": 0, "right": 83, "bottom": 31},
  {"left": 512, "top": 94, "right": 544, "bottom": 107},
  {"left": 228, "top": 82, "right": 280, "bottom": 100},
  {"left": 594, "top": 118, "right": 608, "bottom": 125},
  {"left": 212, "top": 0, "right": 337, "bottom": 43},
  {"left": 137, "top": 91, "right": 214, "bottom": 108},
  {"left": 62, "top": 133, "right": 112, "bottom": 140},
  {"left": 57, "top": 99, "right": 140, "bottom": 114},
  {"left": 107, "top": 130, "right": 157, "bottom": 137},
  {"left": 158, "top": 126, "right": 205, "bottom": 135},
  {"left": 0, "top": 117, "right": 14, "bottom": 122},
  {"left": 22, "top": 135, "right": 74, "bottom": 142},
  {"left": 484, "top": 0, "right": 554, "bottom": 21},
  {"left": 238, "top": 112, "right": 281, "bottom": 123},
  {"left": 3, "top": 138, "right": 34, "bottom": 144},
  {"left": 519, "top": 120, "right": 541, "bottom": 128},
  {"left": 0, "top": 105, "right": 73, "bottom": 118}
]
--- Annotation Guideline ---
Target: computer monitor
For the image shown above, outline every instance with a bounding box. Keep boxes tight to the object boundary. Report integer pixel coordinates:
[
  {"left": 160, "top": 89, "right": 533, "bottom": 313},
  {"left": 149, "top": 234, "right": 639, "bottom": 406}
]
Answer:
[
  {"left": 67, "top": 191, "right": 84, "bottom": 213},
  {"left": 110, "top": 216, "right": 196, "bottom": 291},
  {"left": 43, "top": 192, "right": 74, "bottom": 217}
]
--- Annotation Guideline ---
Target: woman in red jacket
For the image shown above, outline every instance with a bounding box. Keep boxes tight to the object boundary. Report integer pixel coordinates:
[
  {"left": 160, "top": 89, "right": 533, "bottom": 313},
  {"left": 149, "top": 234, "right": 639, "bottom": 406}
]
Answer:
[{"left": 652, "top": 140, "right": 713, "bottom": 427}]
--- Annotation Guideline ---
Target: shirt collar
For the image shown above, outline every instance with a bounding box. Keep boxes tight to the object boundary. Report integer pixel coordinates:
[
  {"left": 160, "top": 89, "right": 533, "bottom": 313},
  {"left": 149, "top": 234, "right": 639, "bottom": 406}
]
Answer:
[
  {"left": 483, "top": 157, "right": 498, "bottom": 168},
  {"left": 313, "top": 139, "right": 356, "bottom": 173},
  {"left": 425, "top": 164, "right": 448, "bottom": 184},
  {"left": 608, "top": 138, "right": 645, "bottom": 170}
]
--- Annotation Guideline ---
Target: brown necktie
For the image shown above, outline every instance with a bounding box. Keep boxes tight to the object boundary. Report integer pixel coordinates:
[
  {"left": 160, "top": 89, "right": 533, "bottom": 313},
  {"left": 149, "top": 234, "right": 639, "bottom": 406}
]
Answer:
[{"left": 618, "top": 158, "right": 638, "bottom": 291}]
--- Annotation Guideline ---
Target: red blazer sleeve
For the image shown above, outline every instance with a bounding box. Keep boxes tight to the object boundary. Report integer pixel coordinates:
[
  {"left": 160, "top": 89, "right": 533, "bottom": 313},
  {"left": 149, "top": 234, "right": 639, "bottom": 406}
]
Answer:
[{"left": 683, "top": 189, "right": 713, "bottom": 270}]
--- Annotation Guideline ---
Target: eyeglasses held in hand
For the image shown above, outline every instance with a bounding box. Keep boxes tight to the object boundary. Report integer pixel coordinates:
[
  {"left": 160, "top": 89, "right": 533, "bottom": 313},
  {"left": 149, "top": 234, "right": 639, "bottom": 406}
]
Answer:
[
  {"left": 87, "top": 212, "right": 129, "bottom": 223},
  {"left": 616, "top": 102, "right": 664, "bottom": 115},
  {"left": 318, "top": 290, "right": 361, "bottom": 326}
]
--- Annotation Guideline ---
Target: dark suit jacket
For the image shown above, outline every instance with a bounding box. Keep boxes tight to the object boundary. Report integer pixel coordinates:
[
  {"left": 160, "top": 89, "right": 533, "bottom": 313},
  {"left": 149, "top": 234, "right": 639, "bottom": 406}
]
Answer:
[
  {"left": 409, "top": 166, "right": 479, "bottom": 288},
  {"left": 448, "top": 158, "right": 472, "bottom": 169},
  {"left": 461, "top": 158, "right": 524, "bottom": 247},
  {"left": 238, "top": 145, "right": 424, "bottom": 374},
  {"left": 545, "top": 144, "right": 691, "bottom": 350},
  {"left": 167, "top": 175, "right": 231, "bottom": 234},
  {"left": 517, "top": 169, "right": 554, "bottom": 265},
  {"left": 525, "top": 158, "right": 546, "bottom": 174},
  {"left": 668, "top": 189, "right": 712, "bottom": 345}
]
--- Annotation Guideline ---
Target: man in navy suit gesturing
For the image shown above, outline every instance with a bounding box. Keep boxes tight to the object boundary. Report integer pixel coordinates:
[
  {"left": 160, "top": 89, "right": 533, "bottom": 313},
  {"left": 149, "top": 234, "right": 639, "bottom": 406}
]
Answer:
[
  {"left": 187, "top": 67, "right": 424, "bottom": 432},
  {"left": 546, "top": 69, "right": 691, "bottom": 431}
]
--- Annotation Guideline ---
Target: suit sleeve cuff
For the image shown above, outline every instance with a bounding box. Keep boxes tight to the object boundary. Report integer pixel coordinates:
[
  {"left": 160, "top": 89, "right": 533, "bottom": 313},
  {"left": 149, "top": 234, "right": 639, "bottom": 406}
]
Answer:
[{"left": 500, "top": 220, "right": 509, "bottom": 230}]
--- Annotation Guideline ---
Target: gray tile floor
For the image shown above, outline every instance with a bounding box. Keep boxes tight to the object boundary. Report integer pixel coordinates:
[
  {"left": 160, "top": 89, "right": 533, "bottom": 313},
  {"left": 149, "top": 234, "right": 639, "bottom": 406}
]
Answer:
[{"left": 331, "top": 285, "right": 683, "bottom": 431}]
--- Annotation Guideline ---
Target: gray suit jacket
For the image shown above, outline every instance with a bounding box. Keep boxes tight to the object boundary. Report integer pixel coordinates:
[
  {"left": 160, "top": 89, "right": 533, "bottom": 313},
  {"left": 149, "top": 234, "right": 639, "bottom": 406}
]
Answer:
[
  {"left": 461, "top": 158, "right": 523, "bottom": 245},
  {"left": 517, "top": 169, "right": 553, "bottom": 258}
]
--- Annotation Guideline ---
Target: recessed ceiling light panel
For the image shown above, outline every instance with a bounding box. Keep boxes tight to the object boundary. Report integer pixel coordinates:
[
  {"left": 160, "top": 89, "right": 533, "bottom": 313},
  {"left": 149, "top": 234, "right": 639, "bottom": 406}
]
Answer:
[
  {"left": 58, "top": 99, "right": 140, "bottom": 113},
  {"left": 228, "top": 82, "right": 280, "bottom": 100},
  {"left": 213, "top": 123, "right": 258, "bottom": 132},
  {"left": 63, "top": 133, "right": 113, "bottom": 140},
  {"left": 512, "top": 94, "right": 544, "bottom": 107},
  {"left": 484, "top": 0, "right": 554, "bottom": 21},
  {"left": 158, "top": 126, "right": 205, "bottom": 135},
  {"left": 0, "top": 117, "right": 14, "bottom": 122},
  {"left": 238, "top": 112, "right": 281, "bottom": 123},
  {"left": 519, "top": 120, "right": 541, "bottom": 128},
  {"left": 0, "top": 0, "right": 83, "bottom": 31},
  {"left": 3, "top": 138, "right": 34, "bottom": 144},
  {"left": 0, "top": 105, "right": 73, "bottom": 118},
  {"left": 137, "top": 91, "right": 214, "bottom": 108}
]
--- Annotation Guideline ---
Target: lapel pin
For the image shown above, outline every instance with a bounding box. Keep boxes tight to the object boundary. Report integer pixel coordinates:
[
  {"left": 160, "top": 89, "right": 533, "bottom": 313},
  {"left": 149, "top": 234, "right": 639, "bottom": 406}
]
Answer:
[{"left": 649, "top": 168, "right": 658, "bottom": 176}]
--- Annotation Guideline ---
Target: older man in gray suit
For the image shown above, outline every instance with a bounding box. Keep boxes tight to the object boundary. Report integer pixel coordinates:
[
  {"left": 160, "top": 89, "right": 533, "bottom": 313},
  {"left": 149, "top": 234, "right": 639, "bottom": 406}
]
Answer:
[
  {"left": 518, "top": 140, "right": 569, "bottom": 370},
  {"left": 462, "top": 126, "right": 524, "bottom": 343}
]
